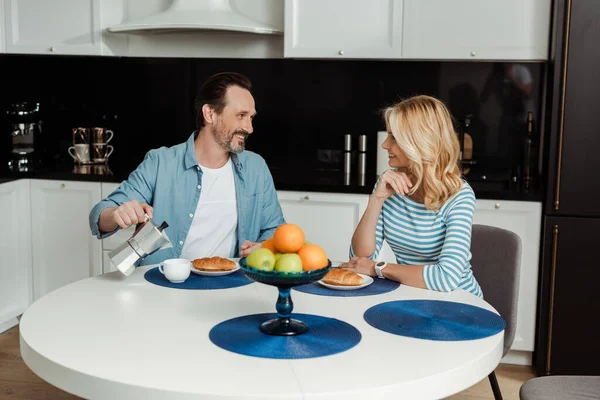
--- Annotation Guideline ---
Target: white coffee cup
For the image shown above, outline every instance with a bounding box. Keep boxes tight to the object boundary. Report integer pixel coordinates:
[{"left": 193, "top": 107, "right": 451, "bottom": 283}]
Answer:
[
  {"left": 158, "top": 258, "right": 191, "bottom": 283},
  {"left": 68, "top": 144, "right": 91, "bottom": 163}
]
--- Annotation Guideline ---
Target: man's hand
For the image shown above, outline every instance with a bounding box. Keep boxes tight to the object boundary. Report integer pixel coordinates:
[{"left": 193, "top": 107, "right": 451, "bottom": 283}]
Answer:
[
  {"left": 111, "top": 200, "right": 153, "bottom": 229},
  {"left": 340, "top": 256, "right": 377, "bottom": 276},
  {"left": 240, "top": 240, "right": 262, "bottom": 257}
]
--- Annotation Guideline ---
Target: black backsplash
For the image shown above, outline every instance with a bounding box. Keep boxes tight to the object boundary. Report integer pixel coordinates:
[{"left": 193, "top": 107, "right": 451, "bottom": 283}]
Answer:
[{"left": 0, "top": 54, "right": 545, "bottom": 197}]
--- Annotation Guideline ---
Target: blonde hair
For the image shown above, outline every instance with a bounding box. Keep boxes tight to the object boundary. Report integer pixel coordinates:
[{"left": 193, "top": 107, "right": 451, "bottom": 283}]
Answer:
[{"left": 384, "top": 95, "right": 462, "bottom": 211}]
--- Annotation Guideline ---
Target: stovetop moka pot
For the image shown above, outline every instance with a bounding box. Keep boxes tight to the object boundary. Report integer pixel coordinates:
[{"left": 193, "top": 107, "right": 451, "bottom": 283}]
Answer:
[{"left": 108, "top": 216, "right": 172, "bottom": 276}]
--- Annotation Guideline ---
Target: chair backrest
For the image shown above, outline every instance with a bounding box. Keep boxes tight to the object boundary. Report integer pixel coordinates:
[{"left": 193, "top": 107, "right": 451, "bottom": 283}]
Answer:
[{"left": 470, "top": 224, "right": 522, "bottom": 357}]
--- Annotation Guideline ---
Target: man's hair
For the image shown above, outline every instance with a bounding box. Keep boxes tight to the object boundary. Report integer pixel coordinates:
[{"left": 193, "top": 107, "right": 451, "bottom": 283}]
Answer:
[{"left": 194, "top": 72, "right": 252, "bottom": 130}]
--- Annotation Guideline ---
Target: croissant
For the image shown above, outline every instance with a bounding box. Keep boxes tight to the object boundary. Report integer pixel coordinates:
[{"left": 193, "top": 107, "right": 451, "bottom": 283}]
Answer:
[
  {"left": 192, "top": 257, "right": 236, "bottom": 271},
  {"left": 322, "top": 268, "right": 364, "bottom": 286}
]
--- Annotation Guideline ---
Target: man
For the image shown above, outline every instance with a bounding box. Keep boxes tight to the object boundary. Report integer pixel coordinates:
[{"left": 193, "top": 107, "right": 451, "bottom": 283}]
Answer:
[{"left": 89, "top": 72, "right": 285, "bottom": 265}]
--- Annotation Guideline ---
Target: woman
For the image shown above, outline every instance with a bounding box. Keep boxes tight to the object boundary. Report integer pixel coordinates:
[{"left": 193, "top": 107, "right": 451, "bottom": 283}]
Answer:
[{"left": 343, "top": 95, "right": 482, "bottom": 297}]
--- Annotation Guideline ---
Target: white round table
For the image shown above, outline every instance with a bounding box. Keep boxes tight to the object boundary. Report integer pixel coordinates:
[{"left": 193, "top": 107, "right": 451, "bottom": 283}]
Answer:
[{"left": 20, "top": 266, "right": 503, "bottom": 400}]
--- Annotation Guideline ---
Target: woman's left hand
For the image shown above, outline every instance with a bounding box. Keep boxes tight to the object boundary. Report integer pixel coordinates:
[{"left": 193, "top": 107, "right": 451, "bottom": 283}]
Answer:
[{"left": 340, "top": 257, "right": 377, "bottom": 276}]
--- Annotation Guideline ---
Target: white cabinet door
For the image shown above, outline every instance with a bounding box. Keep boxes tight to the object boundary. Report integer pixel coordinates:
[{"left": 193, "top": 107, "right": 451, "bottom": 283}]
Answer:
[
  {"left": 100, "top": 182, "right": 134, "bottom": 273},
  {"left": 284, "top": 0, "right": 403, "bottom": 59},
  {"left": 402, "top": 0, "right": 551, "bottom": 60},
  {"left": 0, "top": 180, "right": 32, "bottom": 333},
  {"left": 0, "top": 0, "right": 5, "bottom": 53},
  {"left": 30, "top": 180, "right": 102, "bottom": 300},
  {"left": 3, "top": 0, "right": 102, "bottom": 55},
  {"left": 277, "top": 191, "right": 368, "bottom": 263},
  {"left": 473, "top": 200, "right": 542, "bottom": 359},
  {"left": 102, "top": 250, "right": 116, "bottom": 273}
]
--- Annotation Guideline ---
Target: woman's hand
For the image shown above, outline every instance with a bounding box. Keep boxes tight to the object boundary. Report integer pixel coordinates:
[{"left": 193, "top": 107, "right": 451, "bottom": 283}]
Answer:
[
  {"left": 340, "top": 257, "right": 377, "bottom": 277},
  {"left": 372, "top": 170, "right": 413, "bottom": 201}
]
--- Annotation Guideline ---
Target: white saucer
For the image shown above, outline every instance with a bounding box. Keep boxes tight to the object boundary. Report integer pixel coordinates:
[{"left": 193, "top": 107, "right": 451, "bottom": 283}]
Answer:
[
  {"left": 191, "top": 258, "right": 240, "bottom": 277},
  {"left": 317, "top": 273, "right": 374, "bottom": 290}
]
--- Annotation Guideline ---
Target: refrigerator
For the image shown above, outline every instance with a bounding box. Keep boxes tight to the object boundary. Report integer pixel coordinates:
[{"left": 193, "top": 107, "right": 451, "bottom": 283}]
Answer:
[{"left": 535, "top": 0, "right": 600, "bottom": 376}]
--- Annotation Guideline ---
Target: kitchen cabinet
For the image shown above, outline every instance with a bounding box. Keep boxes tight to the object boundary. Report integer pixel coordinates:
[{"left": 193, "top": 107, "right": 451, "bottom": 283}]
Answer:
[
  {"left": 537, "top": 217, "right": 600, "bottom": 375},
  {"left": 0, "top": 180, "right": 31, "bottom": 334},
  {"left": 285, "top": 0, "right": 551, "bottom": 61},
  {"left": 100, "top": 182, "right": 134, "bottom": 273},
  {"left": 276, "top": 191, "right": 369, "bottom": 262},
  {"left": 30, "top": 180, "right": 102, "bottom": 300},
  {"left": 284, "top": 0, "right": 404, "bottom": 59},
  {"left": 0, "top": 0, "right": 5, "bottom": 53},
  {"left": 544, "top": 1, "right": 600, "bottom": 218},
  {"left": 473, "top": 200, "right": 542, "bottom": 365},
  {"left": 402, "top": 0, "right": 551, "bottom": 60},
  {"left": 3, "top": 0, "right": 102, "bottom": 55}
]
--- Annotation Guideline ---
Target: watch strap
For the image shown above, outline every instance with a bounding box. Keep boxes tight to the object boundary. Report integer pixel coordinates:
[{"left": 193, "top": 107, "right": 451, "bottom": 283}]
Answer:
[{"left": 375, "top": 262, "right": 387, "bottom": 279}]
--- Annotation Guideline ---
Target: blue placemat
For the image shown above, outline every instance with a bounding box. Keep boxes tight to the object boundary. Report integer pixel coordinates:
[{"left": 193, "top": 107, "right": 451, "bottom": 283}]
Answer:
[
  {"left": 364, "top": 300, "right": 505, "bottom": 341},
  {"left": 293, "top": 277, "right": 400, "bottom": 297},
  {"left": 144, "top": 268, "right": 253, "bottom": 290},
  {"left": 209, "top": 313, "right": 361, "bottom": 359}
]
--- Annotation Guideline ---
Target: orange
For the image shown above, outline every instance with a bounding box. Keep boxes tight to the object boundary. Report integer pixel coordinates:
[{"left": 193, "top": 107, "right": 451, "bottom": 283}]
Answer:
[
  {"left": 298, "top": 244, "right": 328, "bottom": 271},
  {"left": 261, "top": 238, "right": 277, "bottom": 253},
  {"left": 273, "top": 224, "right": 305, "bottom": 253}
]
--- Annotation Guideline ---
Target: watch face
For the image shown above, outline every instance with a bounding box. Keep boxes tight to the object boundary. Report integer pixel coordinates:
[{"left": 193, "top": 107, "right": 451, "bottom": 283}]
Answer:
[{"left": 377, "top": 262, "right": 385, "bottom": 267}]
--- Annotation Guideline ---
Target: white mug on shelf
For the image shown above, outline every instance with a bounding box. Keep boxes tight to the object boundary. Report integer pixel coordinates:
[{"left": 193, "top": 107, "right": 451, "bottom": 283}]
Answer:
[
  {"left": 158, "top": 258, "right": 191, "bottom": 283},
  {"left": 68, "top": 143, "right": 91, "bottom": 163}
]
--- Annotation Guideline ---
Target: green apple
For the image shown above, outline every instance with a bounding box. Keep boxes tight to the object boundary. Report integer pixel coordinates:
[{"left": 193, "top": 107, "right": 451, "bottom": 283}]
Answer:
[
  {"left": 274, "top": 252, "right": 284, "bottom": 262},
  {"left": 275, "top": 253, "right": 303, "bottom": 273},
  {"left": 246, "top": 248, "right": 276, "bottom": 271}
]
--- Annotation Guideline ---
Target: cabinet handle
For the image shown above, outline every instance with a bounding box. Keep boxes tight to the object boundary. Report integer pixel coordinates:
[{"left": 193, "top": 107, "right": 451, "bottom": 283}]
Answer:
[
  {"left": 494, "top": 203, "right": 501, "bottom": 209},
  {"left": 60, "top": 183, "right": 65, "bottom": 189},
  {"left": 470, "top": 51, "right": 476, "bottom": 57},
  {"left": 545, "top": 224, "right": 559, "bottom": 375},
  {"left": 554, "top": 0, "right": 573, "bottom": 211},
  {"left": 338, "top": 50, "right": 344, "bottom": 55},
  {"left": 49, "top": 47, "right": 56, "bottom": 52},
  {"left": 303, "top": 195, "right": 310, "bottom": 201}
]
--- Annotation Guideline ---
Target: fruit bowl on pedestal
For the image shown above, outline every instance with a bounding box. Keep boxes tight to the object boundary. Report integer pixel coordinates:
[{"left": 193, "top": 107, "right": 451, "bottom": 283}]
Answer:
[{"left": 239, "top": 257, "right": 331, "bottom": 336}]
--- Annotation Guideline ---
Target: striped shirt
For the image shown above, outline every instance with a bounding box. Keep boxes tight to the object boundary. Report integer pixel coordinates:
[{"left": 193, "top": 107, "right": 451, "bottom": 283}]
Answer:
[{"left": 351, "top": 181, "right": 482, "bottom": 297}]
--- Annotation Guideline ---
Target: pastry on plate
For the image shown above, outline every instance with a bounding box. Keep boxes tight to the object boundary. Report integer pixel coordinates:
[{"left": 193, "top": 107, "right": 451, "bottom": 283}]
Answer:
[
  {"left": 322, "top": 268, "right": 364, "bottom": 286},
  {"left": 192, "top": 256, "right": 236, "bottom": 272}
]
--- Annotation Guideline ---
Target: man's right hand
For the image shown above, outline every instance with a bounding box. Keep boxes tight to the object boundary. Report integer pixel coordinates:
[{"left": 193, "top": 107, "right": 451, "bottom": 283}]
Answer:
[
  {"left": 99, "top": 200, "right": 154, "bottom": 233},
  {"left": 111, "top": 200, "right": 153, "bottom": 229}
]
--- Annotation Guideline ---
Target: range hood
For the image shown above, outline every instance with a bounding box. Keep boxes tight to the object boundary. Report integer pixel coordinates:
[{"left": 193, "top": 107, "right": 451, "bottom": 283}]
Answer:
[{"left": 108, "top": 0, "right": 282, "bottom": 35}]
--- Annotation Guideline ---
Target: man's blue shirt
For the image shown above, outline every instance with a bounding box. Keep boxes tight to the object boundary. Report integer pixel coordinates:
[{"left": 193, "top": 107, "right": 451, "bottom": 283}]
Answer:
[{"left": 89, "top": 133, "right": 285, "bottom": 265}]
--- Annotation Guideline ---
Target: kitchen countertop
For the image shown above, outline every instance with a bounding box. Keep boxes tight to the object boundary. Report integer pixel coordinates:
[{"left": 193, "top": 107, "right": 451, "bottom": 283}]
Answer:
[{"left": 0, "top": 161, "right": 544, "bottom": 202}]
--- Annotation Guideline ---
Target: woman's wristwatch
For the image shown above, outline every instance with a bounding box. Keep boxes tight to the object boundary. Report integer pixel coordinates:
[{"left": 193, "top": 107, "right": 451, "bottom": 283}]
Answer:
[{"left": 375, "top": 261, "right": 388, "bottom": 279}]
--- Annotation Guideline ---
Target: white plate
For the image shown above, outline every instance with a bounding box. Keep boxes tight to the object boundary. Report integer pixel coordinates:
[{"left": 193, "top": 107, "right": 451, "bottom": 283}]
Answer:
[
  {"left": 191, "top": 258, "right": 240, "bottom": 277},
  {"left": 317, "top": 273, "right": 374, "bottom": 291}
]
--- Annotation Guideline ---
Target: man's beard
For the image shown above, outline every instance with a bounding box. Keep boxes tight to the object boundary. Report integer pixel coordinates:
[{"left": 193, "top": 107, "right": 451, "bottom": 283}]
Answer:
[{"left": 212, "top": 122, "right": 248, "bottom": 154}]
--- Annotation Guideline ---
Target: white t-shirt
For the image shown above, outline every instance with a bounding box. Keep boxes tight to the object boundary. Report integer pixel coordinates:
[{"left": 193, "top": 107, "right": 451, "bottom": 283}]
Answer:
[{"left": 181, "top": 158, "right": 237, "bottom": 260}]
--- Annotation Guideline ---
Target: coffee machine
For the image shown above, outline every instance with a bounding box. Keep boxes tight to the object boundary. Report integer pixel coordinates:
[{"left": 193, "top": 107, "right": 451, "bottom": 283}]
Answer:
[{"left": 6, "top": 102, "right": 42, "bottom": 172}]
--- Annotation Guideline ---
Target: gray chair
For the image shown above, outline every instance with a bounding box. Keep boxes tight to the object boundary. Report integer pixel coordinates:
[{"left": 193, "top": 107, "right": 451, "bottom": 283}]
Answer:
[
  {"left": 470, "top": 224, "right": 522, "bottom": 400},
  {"left": 520, "top": 376, "right": 600, "bottom": 399}
]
